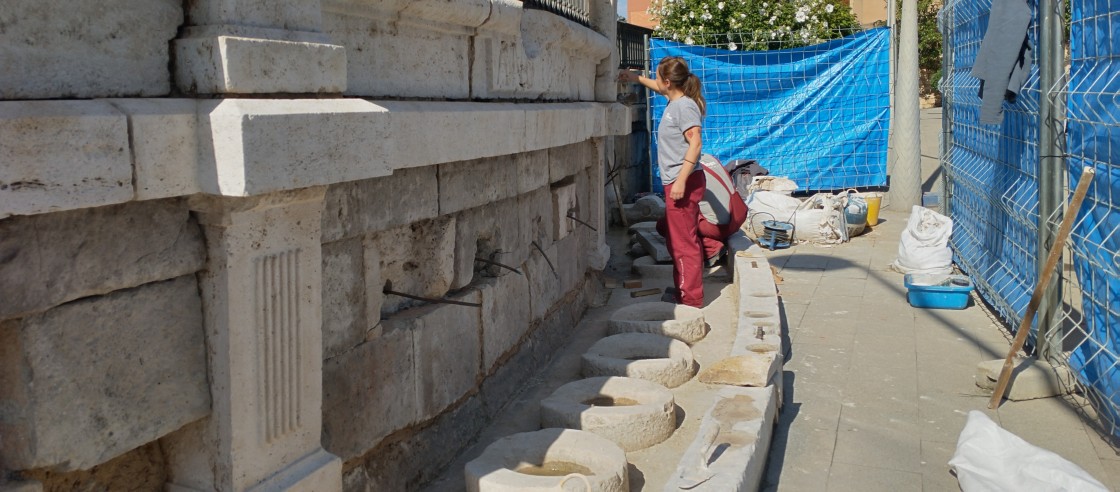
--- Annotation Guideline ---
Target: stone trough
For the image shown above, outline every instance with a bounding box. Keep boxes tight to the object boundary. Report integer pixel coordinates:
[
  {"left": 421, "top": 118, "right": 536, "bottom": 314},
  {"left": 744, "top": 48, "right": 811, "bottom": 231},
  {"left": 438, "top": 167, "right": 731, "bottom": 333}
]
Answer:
[
  {"left": 540, "top": 376, "right": 676, "bottom": 452},
  {"left": 581, "top": 333, "right": 696, "bottom": 388},
  {"left": 608, "top": 301, "right": 708, "bottom": 344},
  {"left": 464, "top": 428, "right": 628, "bottom": 492}
]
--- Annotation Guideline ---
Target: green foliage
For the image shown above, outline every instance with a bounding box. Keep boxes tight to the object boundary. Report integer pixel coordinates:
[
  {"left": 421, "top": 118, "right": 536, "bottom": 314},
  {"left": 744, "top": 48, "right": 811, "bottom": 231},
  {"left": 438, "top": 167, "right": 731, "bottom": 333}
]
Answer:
[{"left": 649, "top": 0, "right": 861, "bottom": 50}]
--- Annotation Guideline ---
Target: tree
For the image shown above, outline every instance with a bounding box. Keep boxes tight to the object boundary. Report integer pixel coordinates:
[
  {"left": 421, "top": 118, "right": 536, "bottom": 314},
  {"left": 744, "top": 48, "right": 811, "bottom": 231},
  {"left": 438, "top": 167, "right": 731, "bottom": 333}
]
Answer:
[{"left": 649, "top": 0, "right": 862, "bottom": 50}]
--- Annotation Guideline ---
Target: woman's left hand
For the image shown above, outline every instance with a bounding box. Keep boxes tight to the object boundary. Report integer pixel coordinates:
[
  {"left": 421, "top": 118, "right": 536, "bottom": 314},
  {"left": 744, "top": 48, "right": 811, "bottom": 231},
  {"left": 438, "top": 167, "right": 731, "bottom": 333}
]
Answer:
[{"left": 669, "top": 180, "right": 686, "bottom": 201}]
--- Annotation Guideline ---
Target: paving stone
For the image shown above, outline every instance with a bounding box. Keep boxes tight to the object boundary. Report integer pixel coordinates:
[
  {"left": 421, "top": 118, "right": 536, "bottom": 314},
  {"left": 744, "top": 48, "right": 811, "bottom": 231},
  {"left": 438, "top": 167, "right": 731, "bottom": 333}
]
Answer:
[
  {"left": 919, "top": 439, "right": 961, "bottom": 491},
  {"left": 764, "top": 423, "right": 835, "bottom": 491},
  {"left": 826, "top": 462, "right": 922, "bottom": 492},
  {"left": 833, "top": 412, "right": 922, "bottom": 474},
  {"left": 792, "top": 315, "right": 857, "bottom": 347}
]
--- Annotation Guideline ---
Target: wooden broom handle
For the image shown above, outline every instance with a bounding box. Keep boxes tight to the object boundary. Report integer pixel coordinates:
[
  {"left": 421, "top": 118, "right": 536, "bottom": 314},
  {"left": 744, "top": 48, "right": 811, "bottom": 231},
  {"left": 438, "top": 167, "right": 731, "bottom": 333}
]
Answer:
[{"left": 988, "top": 166, "right": 1096, "bottom": 409}]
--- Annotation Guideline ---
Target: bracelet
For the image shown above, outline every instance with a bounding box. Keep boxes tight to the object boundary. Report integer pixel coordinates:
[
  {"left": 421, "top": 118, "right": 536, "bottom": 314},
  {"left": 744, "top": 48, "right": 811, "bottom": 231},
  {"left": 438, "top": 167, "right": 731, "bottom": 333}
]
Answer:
[{"left": 683, "top": 159, "right": 695, "bottom": 165}]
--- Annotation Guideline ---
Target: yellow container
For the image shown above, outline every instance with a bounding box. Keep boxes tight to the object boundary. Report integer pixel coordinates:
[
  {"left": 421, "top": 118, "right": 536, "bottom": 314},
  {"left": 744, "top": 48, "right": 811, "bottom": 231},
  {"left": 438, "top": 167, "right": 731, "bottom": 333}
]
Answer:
[{"left": 864, "top": 193, "right": 883, "bottom": 225}]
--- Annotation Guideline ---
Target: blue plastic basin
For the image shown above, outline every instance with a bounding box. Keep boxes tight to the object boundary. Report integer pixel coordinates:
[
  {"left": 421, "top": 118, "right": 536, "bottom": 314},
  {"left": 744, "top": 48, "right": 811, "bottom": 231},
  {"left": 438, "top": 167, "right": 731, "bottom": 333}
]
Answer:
[{"left": 904, "top": 274, "right": 973, "bottom": 310}]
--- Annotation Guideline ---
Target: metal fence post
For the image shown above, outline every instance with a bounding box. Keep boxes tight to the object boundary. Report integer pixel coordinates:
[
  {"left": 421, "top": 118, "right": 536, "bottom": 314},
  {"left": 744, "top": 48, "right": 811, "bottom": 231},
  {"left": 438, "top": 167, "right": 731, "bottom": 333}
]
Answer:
[
  {"left": 1037, "top": 0, "right": 1066, "bottom": 358},
  {"left": 644, "top": 33, "right": 654, "bottom": 193},
  {"left": 939, "top": 4, "right": 953, "bottom": 218}
]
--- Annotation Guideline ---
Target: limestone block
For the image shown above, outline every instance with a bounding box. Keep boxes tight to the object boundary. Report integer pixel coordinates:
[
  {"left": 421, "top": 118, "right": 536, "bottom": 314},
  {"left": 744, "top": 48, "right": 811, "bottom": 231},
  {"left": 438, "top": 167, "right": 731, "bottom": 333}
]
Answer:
[
  {"left": 525, "top": 241, "right": 561, "bottom": 322},
  {"left": 608, "top": 302, "right": 709, "bottom": 345},
  {"left": 376, "top": 102, "right": 528, "bottom": 170},
  {"left": 479, "top": 274, "right": 532, "bottom": 372},
  {"left": 197, "top": 99, "right": 391, "bottom": 196},
  {"left": 975, "top": 358, "right": 1075, "bottom": 401},
  {"left": 636, "top": 230, "right": 672, "bottom": 263},
  {"left": 324, "top": 15, "right": 473, "bottom": 99},
  {"left": 518, "top": 186, "right": 555, "bottom": 254},
  {"left": 0, "top": 276, "right": 209, "bottom": 471},
  {"left": 605, "top": 102, "right": 632, "bottom": 136},
  {"left": 0, "top": 198, "right": 206, "bottom": 319},
  {"left": 665, "top": 386, "right": 777, "bottom": 492},
  {"left": 522, "top": 103, "right": 600, "bottom": 152},
  {"left": 175, "top": 35, "right": 346, "bottom": 94},
  {"left": 624, "top": 195, "right": 667, "bottom": 223},
  {"left": 0, "top": 101, "right": 132, "bottom": 219},
  {"left": 184, "top": 0, "right": 324, "bottom": 30},
  {"left": 106, "top": 99, "right": 200, "bottom": 200},
  {"left": 451, "top": 197, "right": 522, "bottom": 290},
  {"left": 0, "top": 480, "right": 41, "bottom": 492},
  {"left": 321, "top": 324, "right": 417, "bottom": 460},
  {"left": 438, "top": 157, "right": 520, "bottom": 215},
  {"left": 394, "top": 290, "right": 483, "bottom": 420},
  {"left": 464, "top": 428, "right": 628, "bottom": 492},
  {"left": 322, "top": 166, "right": 439, "bottom": 242},
  {"left": 367, "top": 216, "right": 456, "bottom": 316},
  {"left": 0, "top": 0, "right": 181, "bottom": 99},
  {"left": 549, "top": 141, "right": 595, "bottom": 184},
  {"left": 698, "top": 354, "right": 780, "bottom": 387},
  {"left": 539, "top": 377, "right": 676, "bottom": 451},
  {"left": 552, "top": 181, "right": 580, "bottom": 241},
  {"left": 555, "top": 231, "right": 587, "bottom": 297},
  {"left": 321, "top": 237, "right": 368, "bottom": 360},
  {"left": 516, "top": 150, "right": 551, "bottom": 194}
]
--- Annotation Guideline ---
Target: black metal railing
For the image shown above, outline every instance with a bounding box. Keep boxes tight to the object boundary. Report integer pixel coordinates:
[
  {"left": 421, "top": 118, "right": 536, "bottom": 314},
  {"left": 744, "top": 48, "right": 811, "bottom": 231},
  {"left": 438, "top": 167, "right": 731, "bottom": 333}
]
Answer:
[
  {"left": 618, "top": 22, "right": 652, "bottom": 69},
  {"left": 523, "top": 0, "right": 591, "bottom": 27}
]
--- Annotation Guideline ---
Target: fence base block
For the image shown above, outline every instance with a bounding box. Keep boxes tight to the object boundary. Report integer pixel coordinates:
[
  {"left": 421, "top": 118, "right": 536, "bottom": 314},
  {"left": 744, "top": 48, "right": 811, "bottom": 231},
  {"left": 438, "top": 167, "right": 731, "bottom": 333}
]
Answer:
[{"left": 976, "top": 358, "right": 1076, "bottom": 401}]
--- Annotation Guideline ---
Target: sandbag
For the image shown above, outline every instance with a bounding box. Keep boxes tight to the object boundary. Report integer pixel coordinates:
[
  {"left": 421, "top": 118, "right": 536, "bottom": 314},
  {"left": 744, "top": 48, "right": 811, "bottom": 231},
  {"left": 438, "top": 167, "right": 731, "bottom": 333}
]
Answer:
[
  {"left": 891, "top": 205, "right": 953, "bottom": 274},
  {"left": 949, "top": 411, "right": 1108, "bottom": 492},
  {"left": 744, "top": 191, "right": 802, "bottom": 236}
]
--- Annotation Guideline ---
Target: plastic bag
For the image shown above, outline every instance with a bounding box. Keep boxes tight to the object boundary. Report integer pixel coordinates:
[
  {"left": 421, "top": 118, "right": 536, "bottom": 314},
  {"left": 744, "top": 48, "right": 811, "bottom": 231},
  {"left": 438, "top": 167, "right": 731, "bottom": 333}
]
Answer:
[
  {"left": 891, "top": 205, "right": 953, "bottom": 274},
  {"left": 949, "top": 411, "right": 1108, "bottom": 492},
  {"left": 796, "top": 193, "right": 846, "bottom": 244}
]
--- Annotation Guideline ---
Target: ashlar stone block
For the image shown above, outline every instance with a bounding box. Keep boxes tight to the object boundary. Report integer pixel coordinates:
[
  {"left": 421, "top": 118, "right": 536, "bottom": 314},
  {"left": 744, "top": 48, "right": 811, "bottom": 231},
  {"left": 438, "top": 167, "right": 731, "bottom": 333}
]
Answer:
[
  {"left": 0, "top": 0, "right": 182, "bottom": 99},
  {"left": 518, "top": 186, "right": 555, "bottom": 253},
  {"left": 516, "top": 150, "right": 551, "bottom": 195},
  {"left": 552, "top": 181, "right": 580, "bottom": 241},
  {"left": 0, "top": 101, "right": 132, "bottom": 219},
  {"left": 451, "top": 197, "right": 522, "bottom": 290},
  {"left": 321, "top": 324, "right": 417, "bottom": 461},
  {"left": 175, "top": 35, "right": 346, "bottom": 95},
  {"left": 409, "top": 289, "right": 484, "bottom": 420},
  {"left": 549, "top": 141, "right": 595, "bottom": 184},
  {"left": 525, "top": 241, "right": 561, "bottom": 322},
  {"left": 0, "top": 276, "right": 209, "bottom": 471},
  {"left": 106, "top": 99, "right": 200, "bottom": 200},
  {"left": 321, "top": 166, "right": 439, "bottom": 243},
  {"left": 0, "top": 198, "right": 206, "bottom": 320},
  {"left": 437, "top": 157, "right": 520, "bottom": 215},
  {"left": 321, "top": 237, "right": 368, "bottom": 360},
  {"left": 479, "top": 273, "right": 533, "bottom": 372},
  {"left": 376, "top": 102, "right": 528, "bottom": 171},
  {"left": 367, "top": 216, "right": 457, "bottom": 317}
]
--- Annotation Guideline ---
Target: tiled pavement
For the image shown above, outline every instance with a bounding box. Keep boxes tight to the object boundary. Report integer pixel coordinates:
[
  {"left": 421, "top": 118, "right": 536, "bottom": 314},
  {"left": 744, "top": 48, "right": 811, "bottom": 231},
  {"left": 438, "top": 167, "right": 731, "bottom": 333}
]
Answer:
[{"left": 758, "top": 208, "right": 1120, "bottom": 491}]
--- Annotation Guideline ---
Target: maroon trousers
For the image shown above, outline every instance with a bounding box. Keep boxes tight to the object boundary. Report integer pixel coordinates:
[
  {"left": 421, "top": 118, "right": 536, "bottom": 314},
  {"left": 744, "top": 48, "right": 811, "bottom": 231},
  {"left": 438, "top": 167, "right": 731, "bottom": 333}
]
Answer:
[{"left": 658, "top": 171, "right": 707, "bottom": 308}]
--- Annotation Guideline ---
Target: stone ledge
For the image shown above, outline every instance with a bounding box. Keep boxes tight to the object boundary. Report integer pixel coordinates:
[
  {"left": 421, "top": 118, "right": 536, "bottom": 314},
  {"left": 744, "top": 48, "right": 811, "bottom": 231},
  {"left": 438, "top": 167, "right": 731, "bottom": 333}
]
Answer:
[{"left": 1, "top": 100, "right": 629, "bottom": 218}]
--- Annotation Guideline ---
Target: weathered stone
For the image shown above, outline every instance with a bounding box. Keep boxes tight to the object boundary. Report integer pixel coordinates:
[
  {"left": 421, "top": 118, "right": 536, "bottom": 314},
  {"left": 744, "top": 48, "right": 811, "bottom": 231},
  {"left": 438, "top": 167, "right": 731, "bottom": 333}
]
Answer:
[
  {"left": 608, "top": 302, "right": 709, "bottom": 344},
  {"left": 636, "top": 230, "right": 673, "bottom": 263},
  {"left": 464, "top": 429, "right": 628, "bottom": 492},
  {"left": 0, "top": 101, "right": 132, "bottom": 219},
  {"left": 518, "top": 186, "right": 555, "bottom": 255},
  {"left": 0, "top": 276, "right": 209, "bottom": 471},
  {"left": 393, "top": 290, "right": 483, "bottom": 420},
  {"left": 321, "top": 324, "right": 417, "bottom": 461},
  {"left": 196, "top": 99, "right": 392, "bottom": 196},
  {"left": 376, "top": 102, "right": 529, "bottom": 172},
  {"left": 367, "top": 216, "right": 456, "bottom": 316},
  {"left": 451, "top": 197, "right": 523, "bottom": 290},
  {"left": 322, "top": 166, "right": 439, "bottom": 242},
  {"left": 0, "top": 198, "right": 206, "bottom": 319},
  {"left": 522, "top": 103, "right": 600, "bottom": 152},
  {"left": 0, "top": 1, "right": 181, "bottom": 99},
  {"left": 976, "top": 358, "right": 1075, "bottom": 401},
  {"left": 555, "top": 230, "right": 587, "bottom": 297},
  {"left": 623, "top": 194, "right": 667, "bottom": 223},
  {"left": 540, "top": 376, "right": 676, "bottom": 451},
  {"left": 516, "top": 150, "right": 551, "bottom": 194},
  {"left": 438, "top": 157, "right": 520, "bottom": 215},
  {"left": 698, "top": 354, "right": 781, "bottom": 387},
  {"left": 107, "top": 99, "right": 200, "bottom": 200},
  {"left": 175, "top": 35, "right": 346, "bottom": 95},
  {"left": 19, "top": 441, "right": 167, "bottom": 491},
  {"left": 479, "top": 273, "right": 532, "bottom": 372},
  {"left": 525, "top": 241, "right": 561, "bottom": 322},
  {"left": 321, "top": 237, "right": 368, "bottom": 360},
  {"left": 582, "top": 333, "right": 696, "bottom": 388},
  {"left": 552, "top": 181, "right": 580, "bottom": 241},
  {"left": 0, "top": 480, "right": 41, "bottom": 492},
  {"left": 549, "top": 141, "right": 595, "bottom": 184}
]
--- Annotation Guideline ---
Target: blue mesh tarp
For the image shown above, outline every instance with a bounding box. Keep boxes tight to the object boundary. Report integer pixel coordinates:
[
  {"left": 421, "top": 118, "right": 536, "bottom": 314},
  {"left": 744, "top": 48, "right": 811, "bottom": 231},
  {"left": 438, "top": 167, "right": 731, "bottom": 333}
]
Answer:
[
  {"left": 649, "top": 28, "right": 891, "bottom": 192},
  {"left": 1066, "top": 0, "right": 1120, "bottom": 433}
]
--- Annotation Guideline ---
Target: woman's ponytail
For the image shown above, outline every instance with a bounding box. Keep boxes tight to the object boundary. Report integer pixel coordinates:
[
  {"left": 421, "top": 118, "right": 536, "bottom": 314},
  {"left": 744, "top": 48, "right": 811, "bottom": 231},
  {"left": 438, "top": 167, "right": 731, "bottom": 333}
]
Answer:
[
  {"left": 684, "top": 73, "right": 706, "bottom": 117},
  {"left": 658, "top": 57, "right": 706, "bottom": 117}
]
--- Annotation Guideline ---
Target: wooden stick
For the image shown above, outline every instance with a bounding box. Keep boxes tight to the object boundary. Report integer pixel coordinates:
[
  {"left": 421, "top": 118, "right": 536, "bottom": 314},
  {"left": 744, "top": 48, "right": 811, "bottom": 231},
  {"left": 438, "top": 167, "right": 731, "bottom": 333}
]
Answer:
[{"left": 988, "top": 166, "right": 1096, "bottom": 409}]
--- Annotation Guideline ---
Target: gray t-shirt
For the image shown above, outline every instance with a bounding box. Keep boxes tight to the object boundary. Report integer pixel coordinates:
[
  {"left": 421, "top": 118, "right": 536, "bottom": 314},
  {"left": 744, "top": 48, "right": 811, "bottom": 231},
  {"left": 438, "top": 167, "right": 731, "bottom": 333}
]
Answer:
[{"left": 657, "top": 96, "right": 703, "bottom": 185}]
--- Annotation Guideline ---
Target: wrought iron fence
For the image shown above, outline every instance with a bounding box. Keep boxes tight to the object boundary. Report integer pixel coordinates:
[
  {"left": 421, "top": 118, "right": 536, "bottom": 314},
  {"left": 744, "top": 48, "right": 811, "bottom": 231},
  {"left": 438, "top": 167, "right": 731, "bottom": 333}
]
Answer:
[
  {"left": 618, "top": 22, "right": 652, "bottom": 69},
  {"left": 523, "top": 0, "right": 590, "bottom": 26}
]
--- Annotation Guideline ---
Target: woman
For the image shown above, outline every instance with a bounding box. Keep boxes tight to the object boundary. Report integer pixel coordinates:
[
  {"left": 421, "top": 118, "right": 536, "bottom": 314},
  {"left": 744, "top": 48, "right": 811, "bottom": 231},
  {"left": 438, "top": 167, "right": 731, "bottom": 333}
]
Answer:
[{"left": 621, "top": 57, "right": 707, "bottom": 307}]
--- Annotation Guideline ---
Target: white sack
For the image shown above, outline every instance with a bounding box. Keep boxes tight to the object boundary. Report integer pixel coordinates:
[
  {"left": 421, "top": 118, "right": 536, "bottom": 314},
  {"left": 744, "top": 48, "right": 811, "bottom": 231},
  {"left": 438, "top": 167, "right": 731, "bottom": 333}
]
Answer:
[
  {"left": 948, "top": 411, "right": 1108, "bottom": 492},
  {"left": 744, "top": 191, "right": 802, "bottom": 236},
  {"left": 891, "top": 205, "right": 954, "bottom": 274},
  {"left": 796, "top": 193, "right": 846, "bottom": 244}
]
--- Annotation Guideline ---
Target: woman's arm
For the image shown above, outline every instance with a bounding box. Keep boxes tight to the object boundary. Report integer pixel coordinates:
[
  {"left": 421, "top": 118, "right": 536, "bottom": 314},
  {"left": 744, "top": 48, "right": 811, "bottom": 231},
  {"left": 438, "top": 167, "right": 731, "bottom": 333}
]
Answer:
[
  {"left": 619, "top": 70, "right": 665, "bottom": 96},
  {"left": 668, "top": 125, "right": 703, "bottom": 200}
]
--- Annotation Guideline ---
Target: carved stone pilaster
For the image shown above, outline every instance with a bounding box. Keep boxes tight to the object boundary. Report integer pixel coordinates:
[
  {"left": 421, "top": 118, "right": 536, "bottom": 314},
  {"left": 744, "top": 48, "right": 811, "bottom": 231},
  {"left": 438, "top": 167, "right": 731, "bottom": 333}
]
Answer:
[{"left": 165, "top": 188, "right": 341, "bottom": 491}]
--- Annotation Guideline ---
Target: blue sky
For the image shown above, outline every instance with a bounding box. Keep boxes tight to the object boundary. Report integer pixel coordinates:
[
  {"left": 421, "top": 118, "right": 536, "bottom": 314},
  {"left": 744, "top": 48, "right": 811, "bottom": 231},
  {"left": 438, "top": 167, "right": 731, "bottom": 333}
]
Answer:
[{"left": 617, "top": 0, "right": 628, "bottom": 20}]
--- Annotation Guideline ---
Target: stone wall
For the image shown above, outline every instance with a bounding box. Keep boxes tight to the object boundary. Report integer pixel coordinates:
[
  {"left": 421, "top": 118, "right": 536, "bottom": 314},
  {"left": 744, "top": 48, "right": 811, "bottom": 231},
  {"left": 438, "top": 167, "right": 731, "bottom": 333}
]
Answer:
[{"left": 0, "top": 0, "right": 627, "bottom": 490}]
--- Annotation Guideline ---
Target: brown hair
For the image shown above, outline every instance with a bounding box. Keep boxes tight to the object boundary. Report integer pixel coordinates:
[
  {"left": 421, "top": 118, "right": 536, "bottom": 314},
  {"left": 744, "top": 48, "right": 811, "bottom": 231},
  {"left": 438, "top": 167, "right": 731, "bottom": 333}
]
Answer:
[{"left": 657, "top": 56, "right": 706, "bottom": 117}]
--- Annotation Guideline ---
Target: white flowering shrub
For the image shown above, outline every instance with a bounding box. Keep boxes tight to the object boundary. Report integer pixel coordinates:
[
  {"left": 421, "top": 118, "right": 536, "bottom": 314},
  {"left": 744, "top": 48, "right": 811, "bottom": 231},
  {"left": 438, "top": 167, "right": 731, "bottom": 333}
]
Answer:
[{"left": 649, "top": 0, "right": 861, "bottom": 50}]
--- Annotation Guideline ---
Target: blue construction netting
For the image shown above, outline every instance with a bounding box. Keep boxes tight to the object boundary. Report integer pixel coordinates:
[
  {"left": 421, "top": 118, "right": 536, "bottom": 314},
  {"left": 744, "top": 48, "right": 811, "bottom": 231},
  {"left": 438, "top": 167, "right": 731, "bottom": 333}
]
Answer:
[
  {"left": 940, "top": 0, "right": 1043, "bottom": 340},
  {"left": 648, "top": 28, "right": 890, "bottom": 193},
  {"left": 1065, "top": 0, "right": 1120, "bottom": 436}
]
